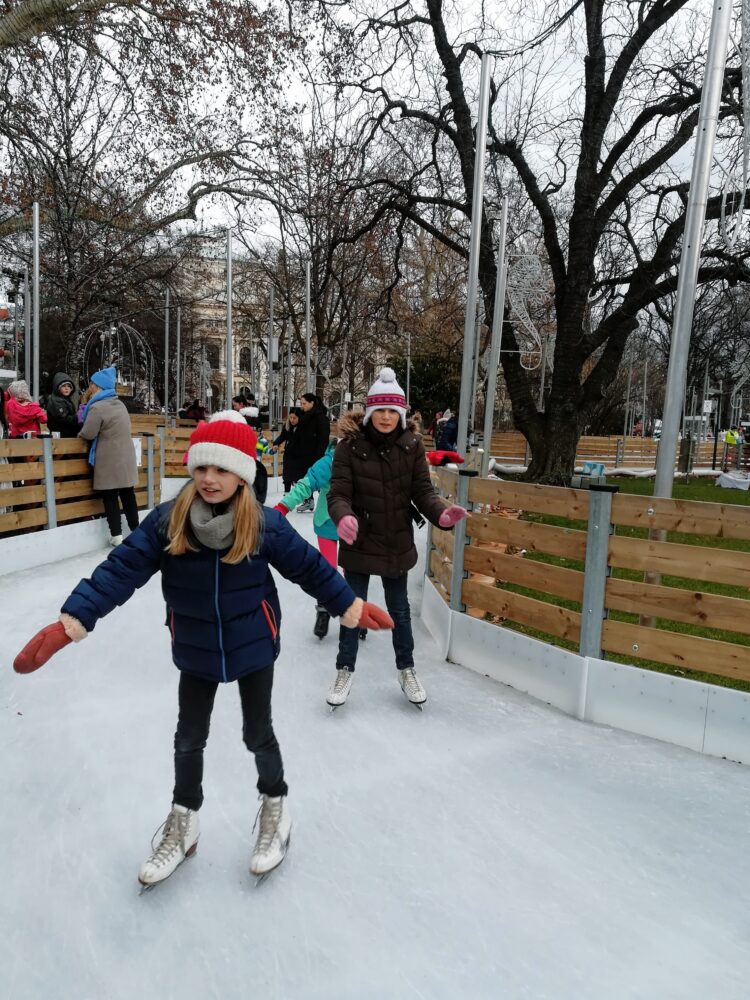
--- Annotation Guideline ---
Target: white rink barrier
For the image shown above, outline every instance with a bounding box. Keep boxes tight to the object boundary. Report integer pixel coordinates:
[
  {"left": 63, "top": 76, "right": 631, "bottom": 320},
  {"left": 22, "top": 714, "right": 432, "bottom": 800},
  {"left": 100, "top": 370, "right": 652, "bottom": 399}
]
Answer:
[
  {"left": 0, "top": 478, "right": 187, "bottom": 576},
  {"left": 0, "top": 476, "right": 285, "bottom": 577},
  {"left": 422, "top": 576, "right": 750, "bottom": 766}
]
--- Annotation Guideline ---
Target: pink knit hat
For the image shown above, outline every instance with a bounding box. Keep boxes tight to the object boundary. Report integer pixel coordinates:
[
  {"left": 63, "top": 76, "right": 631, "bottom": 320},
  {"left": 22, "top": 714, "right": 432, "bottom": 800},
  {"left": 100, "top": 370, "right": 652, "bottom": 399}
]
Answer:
[
  {"left": 187, "top": 410, "right": 257, "bottom": 485},
  {"left": 363, "top": 367, "right": 407, "bottom": 428}
]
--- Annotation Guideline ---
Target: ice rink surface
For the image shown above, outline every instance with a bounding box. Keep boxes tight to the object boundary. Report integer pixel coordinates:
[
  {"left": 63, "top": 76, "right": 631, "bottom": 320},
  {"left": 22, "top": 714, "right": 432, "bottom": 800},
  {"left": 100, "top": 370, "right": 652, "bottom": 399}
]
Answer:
[{"left": 3, "top": 486, "right": 750, "bottom": 1000}]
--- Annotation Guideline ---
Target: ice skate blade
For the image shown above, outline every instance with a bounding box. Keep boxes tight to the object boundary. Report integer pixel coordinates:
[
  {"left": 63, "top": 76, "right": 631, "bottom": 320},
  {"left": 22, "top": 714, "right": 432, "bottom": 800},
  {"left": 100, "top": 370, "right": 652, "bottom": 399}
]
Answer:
[
  {"left": 137, "top": 842, "right": 197, "bottom": 893},
  {"left": 252, "top": 833, "right": 291, "bottom": 885}
]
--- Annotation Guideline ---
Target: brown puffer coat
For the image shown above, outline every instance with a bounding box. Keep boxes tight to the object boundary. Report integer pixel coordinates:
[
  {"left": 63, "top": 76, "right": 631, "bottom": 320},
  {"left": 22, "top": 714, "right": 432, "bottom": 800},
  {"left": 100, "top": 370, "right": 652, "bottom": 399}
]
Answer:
[{"left": 328, "top": 411, "right": 447, "bottom": 577}]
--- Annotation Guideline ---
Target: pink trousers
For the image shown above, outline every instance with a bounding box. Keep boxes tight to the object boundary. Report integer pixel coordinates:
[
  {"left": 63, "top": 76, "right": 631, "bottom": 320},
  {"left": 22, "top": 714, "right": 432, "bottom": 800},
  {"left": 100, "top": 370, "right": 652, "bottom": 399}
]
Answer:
[{"left": 317, "top": 536, "right": 338, "bottom": 568}]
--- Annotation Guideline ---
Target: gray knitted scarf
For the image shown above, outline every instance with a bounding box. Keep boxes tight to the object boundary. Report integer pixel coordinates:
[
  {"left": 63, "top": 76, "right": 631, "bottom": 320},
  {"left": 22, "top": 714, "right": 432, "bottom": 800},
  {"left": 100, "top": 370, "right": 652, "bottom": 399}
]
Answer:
[{"left": 189, "top": 496, "right": 235, "bottom": 551}]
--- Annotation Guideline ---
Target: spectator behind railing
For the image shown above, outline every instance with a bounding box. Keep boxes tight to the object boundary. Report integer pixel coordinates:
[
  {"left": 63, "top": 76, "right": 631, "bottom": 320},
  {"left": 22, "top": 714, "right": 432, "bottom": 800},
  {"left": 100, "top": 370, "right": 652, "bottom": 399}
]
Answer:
[
  {"left": 78, "top": 367, "right": 139, "bottom": 546},
  {"left": 41, "top": 373, "right": 79, "bottom": 438},
  {"left": 5, "top": 380, "right": 47, "bottom": 438}
]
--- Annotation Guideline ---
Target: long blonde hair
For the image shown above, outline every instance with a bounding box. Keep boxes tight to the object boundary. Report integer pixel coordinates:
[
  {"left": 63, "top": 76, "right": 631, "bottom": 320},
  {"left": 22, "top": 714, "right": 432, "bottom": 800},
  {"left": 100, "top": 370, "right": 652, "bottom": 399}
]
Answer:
[{"left": 166, "top": 481, "right": 262, "bottom": 564}]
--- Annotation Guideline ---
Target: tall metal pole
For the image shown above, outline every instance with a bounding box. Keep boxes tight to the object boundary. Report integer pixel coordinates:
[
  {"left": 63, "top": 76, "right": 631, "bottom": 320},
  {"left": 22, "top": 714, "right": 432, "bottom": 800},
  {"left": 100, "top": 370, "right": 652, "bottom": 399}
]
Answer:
[
  {"left": 164, "top": 289, "right": 170, "bottom": 418},
  {"left": 268, "top": 284, "right": 274, "bottom": 424},
  {"left": 339, "top": 338, "right": 348, "bottom": 416},
  {"left": 622, "top": 356, "right": 633, "bottom": 440},
  {"left": 176, "top": 305, "right": 182, "bottom": 414},
  {"left": 406, "top": 329, "right": 411, "bottom": 407},
  {"left": 287, "top": 323, "right": 293, "bottom": 407},
  {"left": 538, "top": 336, "right": 547, "bottom": 408},
  {"left": 32, "top": 201, "right": 40, "bottom": 399},
  {"left": 225, "top": 228, "right": 233, "bottom": 410},
  {"left": 23, "top": 266, "right": 30, "bottom": 387},
  {"left": 481, "top": 197, "right": 509, "bottom": 477},
  {"left": 653, "top": 0, "right": 732, "bottom": 498},
  {"left": 642, "top": 358, "right": 649, "bottom": 436},
  {"left": 305, "top": 259, "right": 312, "bottom": 393},
  {"left": 12, "top": 282, "right": 19, "bottom": 374},
  {"left": 700, "top": 357, "right": 710, "bottom": 440},
  {"left": 456, "top": 52, "right": 494, "bottom": 456}
]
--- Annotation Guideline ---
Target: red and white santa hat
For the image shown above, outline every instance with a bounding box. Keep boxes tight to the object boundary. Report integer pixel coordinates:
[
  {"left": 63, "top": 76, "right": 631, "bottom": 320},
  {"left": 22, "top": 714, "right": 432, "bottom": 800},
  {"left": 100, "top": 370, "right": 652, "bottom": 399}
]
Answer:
[
  {"left": 187, "top": 410, "right": 257, "bottom": 485},
  {"left": 363, "top": 367, "right": 407, "bottom": 428}
]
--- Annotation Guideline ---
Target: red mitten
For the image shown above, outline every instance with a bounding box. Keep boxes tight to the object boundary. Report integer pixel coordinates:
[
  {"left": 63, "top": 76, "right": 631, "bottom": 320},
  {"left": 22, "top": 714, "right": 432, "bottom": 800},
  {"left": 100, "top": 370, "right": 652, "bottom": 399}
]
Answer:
[
  {"left": 439, "top": 504, "right": 470, "bottom": 528},
  {"left": 358, "top": 602, "right": 394, "bottom": 631},
  {"left": 14, "top": 622, "right": 72, "bottom": 674},
  {"left": 274, "top": 503, "right": 289, "bottom": 516}
]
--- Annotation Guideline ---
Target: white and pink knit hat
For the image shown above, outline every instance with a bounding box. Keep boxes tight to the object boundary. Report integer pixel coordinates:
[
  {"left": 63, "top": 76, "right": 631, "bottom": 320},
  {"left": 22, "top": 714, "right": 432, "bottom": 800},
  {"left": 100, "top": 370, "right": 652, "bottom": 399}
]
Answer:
[
  {"left": 363, "top": 367, "right": 407, "bottom": 428},
  {"left": 186, "top": 410, "right": 257, "bottom": 485}
]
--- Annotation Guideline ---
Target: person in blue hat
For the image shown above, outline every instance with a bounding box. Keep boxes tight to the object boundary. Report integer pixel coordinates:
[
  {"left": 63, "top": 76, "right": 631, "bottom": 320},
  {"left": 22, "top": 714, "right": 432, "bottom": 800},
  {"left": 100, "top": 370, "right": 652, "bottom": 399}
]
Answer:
[{"left": 79, "top": 367, "right": 139, "bottom": 545}]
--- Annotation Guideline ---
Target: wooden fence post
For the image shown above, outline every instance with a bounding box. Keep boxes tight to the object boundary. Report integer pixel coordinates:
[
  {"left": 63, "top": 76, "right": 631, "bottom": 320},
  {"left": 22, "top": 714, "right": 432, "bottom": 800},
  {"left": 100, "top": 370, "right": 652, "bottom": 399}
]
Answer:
[
  {"left": 41, "top": 435, "right": 57, "bottom": 529},
  {"left": 143, "top": 433, "right": 155, "bottom": 508},
  {"left": 449, "top": 469, "right": 479, "bottom": 612},
  {"left": 579, "top": 484, "right": 619, "bottom": 658}
]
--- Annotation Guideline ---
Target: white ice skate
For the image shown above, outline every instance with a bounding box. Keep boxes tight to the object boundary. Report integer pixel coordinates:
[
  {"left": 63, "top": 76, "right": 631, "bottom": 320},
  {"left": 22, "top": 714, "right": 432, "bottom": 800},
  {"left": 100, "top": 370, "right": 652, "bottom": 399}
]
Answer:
[
  {"left": 138, "top": 804, "right": 199, "bottom": 888},
  {"left": 327, "top": 668, "right": 354, "bottom": 709},
  {"left": 399, "top": 667, "right": 427, "bottom": 708},
  {"left": 250, "top": 795, "right": 291, "bottom": 879},
  {"left": 109, "top": 534, "right": 123, "bottom": 547}
]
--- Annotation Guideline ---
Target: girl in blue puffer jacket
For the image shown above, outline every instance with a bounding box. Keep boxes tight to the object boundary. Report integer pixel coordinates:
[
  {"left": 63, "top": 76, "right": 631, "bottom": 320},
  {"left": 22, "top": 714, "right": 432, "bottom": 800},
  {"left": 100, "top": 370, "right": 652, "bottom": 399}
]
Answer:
[{"left": 13, "top": 411, "right": 392, "bottom": 889}]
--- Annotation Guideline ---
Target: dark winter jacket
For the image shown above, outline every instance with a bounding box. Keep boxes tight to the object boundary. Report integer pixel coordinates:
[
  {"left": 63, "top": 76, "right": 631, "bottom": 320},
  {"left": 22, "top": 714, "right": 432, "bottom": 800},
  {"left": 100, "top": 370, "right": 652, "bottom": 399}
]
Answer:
[
  {"left": 273, "top": 422, "right": 307, "bottom": 484},
  {"left": 328, "top": 411, "right": 447, "bottom": 577},
  {"left": 61, "top": 501, "right": 356, "bottom": 683},
  {"left": 42, "top": 373, "right": 78, "bottom": 437},
  {"left": 294, "top": 400, "right": 330, "bottom": 477},
  {"left": 436, "top": 414, "right": 458, "bottom": 451}
]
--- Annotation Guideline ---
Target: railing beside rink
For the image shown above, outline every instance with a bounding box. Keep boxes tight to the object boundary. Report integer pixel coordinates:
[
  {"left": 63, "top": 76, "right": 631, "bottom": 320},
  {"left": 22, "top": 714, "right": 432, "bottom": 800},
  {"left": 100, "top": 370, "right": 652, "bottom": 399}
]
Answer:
[
  {"left": 427, "top": 469, "right": 750, "bottom": 688},
  {"left": 0, "top": 432, "right": 161, "bottom": 536}
]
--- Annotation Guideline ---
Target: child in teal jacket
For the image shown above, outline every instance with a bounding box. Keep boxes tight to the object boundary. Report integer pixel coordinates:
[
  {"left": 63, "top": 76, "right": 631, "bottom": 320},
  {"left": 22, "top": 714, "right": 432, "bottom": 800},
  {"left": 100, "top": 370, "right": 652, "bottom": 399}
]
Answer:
[{"left": 274, "top": 440, "right": 340, "bottom": 638}]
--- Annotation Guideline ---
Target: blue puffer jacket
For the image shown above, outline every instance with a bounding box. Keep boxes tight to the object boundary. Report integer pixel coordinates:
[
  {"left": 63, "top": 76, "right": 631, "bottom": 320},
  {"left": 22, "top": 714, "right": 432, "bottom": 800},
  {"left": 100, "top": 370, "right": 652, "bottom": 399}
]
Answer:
[{"left": 61, "top": 502, "right": 356, "bottom": 683}]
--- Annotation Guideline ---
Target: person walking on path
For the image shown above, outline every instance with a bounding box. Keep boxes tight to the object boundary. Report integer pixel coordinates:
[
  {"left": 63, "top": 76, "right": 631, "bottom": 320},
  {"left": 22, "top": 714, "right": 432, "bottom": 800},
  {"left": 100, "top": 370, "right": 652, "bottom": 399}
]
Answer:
[
  {"left": 274, "top": 439, "right": 339, "bottom": 638},
  {"left": 78, "top": 367, "right": 139, "bottom": 546},
  {"left": 13, "top": 410, "right": 393, "bottom": 887},
  {"left": 42, "top": 373, "right": 79, "bottom": 437},
  {"left": 294, "top": 393, "right": 329, "bottom": 512},
  {"left": 326, "top": 367, "right": 469, "bottom": 708}
]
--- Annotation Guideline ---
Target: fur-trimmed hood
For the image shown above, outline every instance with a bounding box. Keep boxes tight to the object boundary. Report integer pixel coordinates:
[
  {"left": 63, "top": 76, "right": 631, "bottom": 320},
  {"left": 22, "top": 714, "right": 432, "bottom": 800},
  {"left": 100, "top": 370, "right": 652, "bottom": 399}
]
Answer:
[{"left": 336, "top": 410, "right": 418, "bottom": 441}]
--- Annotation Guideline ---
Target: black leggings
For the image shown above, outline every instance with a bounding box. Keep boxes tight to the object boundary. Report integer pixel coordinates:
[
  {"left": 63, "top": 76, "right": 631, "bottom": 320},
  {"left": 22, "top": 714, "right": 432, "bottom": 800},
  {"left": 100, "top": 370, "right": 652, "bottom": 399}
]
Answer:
[
  {"left": 100, "top": 487, "right": 139, "bottom": 535},
  {"left": 173, "top": 667, "right": 287, "bottom": 811}
]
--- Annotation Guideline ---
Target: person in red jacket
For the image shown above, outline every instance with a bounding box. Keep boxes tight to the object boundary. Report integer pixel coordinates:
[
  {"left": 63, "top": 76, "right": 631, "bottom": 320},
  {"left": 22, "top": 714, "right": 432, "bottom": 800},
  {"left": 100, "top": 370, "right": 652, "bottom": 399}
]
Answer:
[{"left": 5, "top": 380, "right": 47, "bottom": 437}]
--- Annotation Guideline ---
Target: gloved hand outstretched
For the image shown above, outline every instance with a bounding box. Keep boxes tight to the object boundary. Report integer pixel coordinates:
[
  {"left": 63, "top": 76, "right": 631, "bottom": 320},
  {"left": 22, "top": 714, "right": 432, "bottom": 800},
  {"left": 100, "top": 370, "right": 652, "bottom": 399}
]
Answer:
[
  {"left": 358, "top": 602, "right": 394, "bottom": 631},
  {"left": 439, "top": 504, "right": 470, "bottom": 528},
  {"left": 337, "top": 515, "right": 359, "bottom": 545},
  {"left": 340, "top": 598, "right": 393, "bottom": 631},
  {"left": 13, "top": 614, "right": 87, "bottom": 674}
]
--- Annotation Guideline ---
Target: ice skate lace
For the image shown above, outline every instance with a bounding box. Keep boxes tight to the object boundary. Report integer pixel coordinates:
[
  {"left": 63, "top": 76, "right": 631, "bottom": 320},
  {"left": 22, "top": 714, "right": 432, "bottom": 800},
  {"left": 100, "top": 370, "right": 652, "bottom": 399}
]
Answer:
[
  {"left": 400, "top": 668, "right": 422, "bottom": 697},
  {"left": 333, "top": 670, "right": 352, "bottom": 695},
  {"left": 252, "top": 798, "right": 282, "bottom": 855},
  {"left": 147, "top": 810, "right": 187, "bottom": 869}
]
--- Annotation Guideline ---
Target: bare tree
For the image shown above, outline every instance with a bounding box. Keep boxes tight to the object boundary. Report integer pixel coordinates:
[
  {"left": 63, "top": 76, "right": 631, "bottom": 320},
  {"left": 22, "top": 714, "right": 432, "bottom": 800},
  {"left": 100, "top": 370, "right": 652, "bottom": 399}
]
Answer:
[{"left": 314, "top": 0, "right": 750, "bottom": 480}]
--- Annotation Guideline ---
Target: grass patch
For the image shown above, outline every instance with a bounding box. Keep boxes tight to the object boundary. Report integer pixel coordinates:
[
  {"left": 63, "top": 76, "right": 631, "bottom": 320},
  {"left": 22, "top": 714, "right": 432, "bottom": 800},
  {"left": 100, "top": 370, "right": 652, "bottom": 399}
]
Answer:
[{"left": 479, "top": 476, "right": 750, "bottom": 692}]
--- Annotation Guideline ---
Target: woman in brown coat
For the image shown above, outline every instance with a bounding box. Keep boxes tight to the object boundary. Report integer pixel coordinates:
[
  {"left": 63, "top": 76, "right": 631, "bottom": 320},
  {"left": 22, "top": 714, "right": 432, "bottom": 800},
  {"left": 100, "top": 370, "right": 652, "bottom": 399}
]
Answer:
[
  {"left": 327, "top": 367, "right": 468, "bottom": 708},
  {"left": 79, "top": 367, "right": 139, "bottom": 546}
]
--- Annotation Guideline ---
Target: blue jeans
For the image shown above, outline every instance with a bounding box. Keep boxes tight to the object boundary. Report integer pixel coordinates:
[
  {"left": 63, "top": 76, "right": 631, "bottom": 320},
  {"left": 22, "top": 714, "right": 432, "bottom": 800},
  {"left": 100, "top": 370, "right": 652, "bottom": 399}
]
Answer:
[{"left": 336, "top": 571, "right": 414, "bottom": 671}]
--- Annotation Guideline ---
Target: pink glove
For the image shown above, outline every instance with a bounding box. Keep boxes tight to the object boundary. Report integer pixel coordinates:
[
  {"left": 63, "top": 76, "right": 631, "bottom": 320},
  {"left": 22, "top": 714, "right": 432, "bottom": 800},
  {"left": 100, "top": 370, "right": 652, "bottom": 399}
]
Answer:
[
  {"left": 338, "top": 515, "right": 359, "bottom": 545},
  {"left": 439, "top": 504, "right": 469, "bottom": 528}
]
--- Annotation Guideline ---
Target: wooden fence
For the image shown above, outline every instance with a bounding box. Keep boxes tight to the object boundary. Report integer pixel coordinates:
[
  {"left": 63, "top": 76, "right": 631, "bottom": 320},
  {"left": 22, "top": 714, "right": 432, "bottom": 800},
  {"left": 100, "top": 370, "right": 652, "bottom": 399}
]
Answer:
[
  {"left": 0, "top": 433, "right": 161, "bottom": 536},
  {"left": 428, "top": 470, "right": 750, "bottom": 685}
]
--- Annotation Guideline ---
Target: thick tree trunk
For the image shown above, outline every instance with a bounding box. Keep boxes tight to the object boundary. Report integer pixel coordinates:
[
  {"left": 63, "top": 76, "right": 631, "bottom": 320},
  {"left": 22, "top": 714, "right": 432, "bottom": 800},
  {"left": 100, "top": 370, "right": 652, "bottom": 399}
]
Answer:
[{"left": 523, "top": 416, "right": 581, "bottom": 484}]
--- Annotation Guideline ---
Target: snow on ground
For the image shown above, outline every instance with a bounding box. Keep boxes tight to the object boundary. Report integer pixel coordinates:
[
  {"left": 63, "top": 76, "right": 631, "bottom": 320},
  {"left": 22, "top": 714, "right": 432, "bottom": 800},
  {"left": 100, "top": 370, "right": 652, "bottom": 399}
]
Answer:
[{"left": 2, "top": 484, "right": 750, "bottom": 1000}]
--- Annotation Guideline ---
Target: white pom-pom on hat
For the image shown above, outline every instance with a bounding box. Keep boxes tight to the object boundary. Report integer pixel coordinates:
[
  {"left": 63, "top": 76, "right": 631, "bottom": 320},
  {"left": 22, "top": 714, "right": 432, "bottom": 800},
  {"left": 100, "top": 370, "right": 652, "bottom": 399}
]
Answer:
[
  {"left": 208, "top": 409, "right": 247, "bottom": 425},
  {"left": 364, "top": 367, "right": 407, "bottom": 427}
]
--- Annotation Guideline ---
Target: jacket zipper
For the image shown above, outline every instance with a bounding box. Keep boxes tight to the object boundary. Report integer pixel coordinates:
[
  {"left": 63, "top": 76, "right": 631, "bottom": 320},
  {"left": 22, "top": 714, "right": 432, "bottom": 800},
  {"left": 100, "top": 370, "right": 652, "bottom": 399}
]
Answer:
[{"left": 214, "top": 552, "right": 227, "bottom": 681}]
